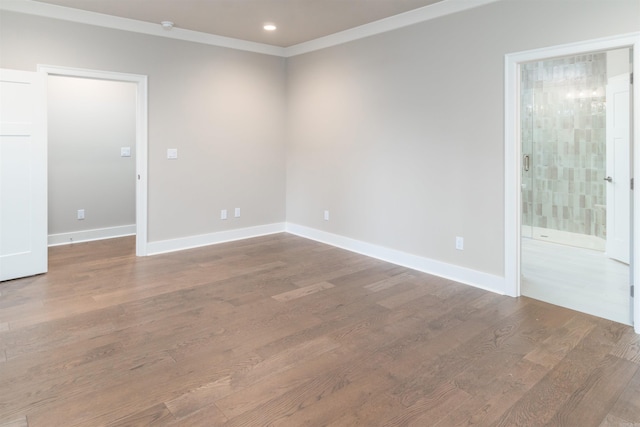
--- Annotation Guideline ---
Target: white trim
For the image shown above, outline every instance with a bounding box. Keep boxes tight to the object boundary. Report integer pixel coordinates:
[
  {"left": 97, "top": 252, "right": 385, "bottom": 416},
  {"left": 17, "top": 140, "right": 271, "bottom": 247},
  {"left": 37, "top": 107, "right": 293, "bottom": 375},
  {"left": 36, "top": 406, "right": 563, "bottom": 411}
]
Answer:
[
  {"left": 286, "top": 223, "right": 506, "bottom": 295},
  {"left": 283, "top": 0, "right": 499, "bottom": 57},
  {"left": 1, "top": 0, "right": 498, "bottom": 58},
  {"left": 37, "top": 64, "right": 149, "bottom": 256},
  {"left": 0, "top": 0, "right": 285, "bottom": 57},
  {"left": 48, "top": 224, "right": 135, "bottom": 246},
  {"left": 145, "top": 222, "right": 506, "bottom": 295},
  {"left": 146, "top": 223, "right": 286, "bottom": 255},
  {"left": 504, "top": 32, "right": 640, "bottom": 332}
]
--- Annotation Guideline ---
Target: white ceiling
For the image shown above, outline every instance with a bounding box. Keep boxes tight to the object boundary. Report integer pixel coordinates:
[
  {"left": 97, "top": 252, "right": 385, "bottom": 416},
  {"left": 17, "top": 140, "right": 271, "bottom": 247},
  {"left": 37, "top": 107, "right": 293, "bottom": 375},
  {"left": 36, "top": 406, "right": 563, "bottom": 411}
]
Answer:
[{"left": 31, "top": 0, "right": 445, "bottom": 47}]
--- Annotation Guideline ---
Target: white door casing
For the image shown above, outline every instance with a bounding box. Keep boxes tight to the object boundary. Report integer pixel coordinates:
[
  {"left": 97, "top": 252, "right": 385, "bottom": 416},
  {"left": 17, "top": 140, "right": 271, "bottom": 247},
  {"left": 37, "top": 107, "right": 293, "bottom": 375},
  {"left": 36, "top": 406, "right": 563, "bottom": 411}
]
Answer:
[
  {"left": 505, "top": 32, "right": 640, "bottom": 334},
  {"left": 606, "top": 73, "right": 631, "bottom": 264},
  {"left": 0, "top": 69, "right": 47, "bottom": 281},
  {"left": 38, "top": 65, "right": 149, "bottom": 256}
]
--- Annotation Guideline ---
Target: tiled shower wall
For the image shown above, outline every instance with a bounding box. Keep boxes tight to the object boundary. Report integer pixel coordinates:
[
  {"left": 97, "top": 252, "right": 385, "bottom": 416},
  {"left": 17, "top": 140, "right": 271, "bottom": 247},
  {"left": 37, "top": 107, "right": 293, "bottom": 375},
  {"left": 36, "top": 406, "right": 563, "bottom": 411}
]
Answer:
[{"left": 521, "top": 53, "right": 607, "bottom": 240}]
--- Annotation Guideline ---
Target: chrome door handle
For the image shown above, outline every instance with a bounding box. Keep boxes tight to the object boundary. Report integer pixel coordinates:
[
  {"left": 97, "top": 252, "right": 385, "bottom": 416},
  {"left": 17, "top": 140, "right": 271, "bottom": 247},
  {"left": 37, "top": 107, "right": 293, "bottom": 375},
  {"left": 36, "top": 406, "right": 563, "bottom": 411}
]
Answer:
[
  {"left": 523, "top": 155, "right": 530, "bottom": 172},
  {"left": 604, "top": 176, "right": 613, "bottom": 182}
]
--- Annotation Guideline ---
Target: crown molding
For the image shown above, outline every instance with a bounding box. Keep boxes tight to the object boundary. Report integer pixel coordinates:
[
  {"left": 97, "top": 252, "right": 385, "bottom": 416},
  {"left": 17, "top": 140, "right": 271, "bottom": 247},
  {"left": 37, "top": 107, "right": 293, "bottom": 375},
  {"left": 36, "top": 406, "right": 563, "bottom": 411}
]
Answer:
[
  {"left": 0, "top": 0, "right": 500, "bottom": 58},
  {"left": 283, "top": 0, "right": 500, "bottom": 57},
  {"left": 0, "top": 0, "right": 287, "bottom": 57}
]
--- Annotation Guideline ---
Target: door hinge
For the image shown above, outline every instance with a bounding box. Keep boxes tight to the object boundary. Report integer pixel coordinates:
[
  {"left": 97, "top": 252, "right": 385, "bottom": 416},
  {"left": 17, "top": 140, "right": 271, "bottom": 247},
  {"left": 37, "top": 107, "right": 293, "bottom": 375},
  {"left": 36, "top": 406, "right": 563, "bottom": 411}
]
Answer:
[
  {"left": 631, "top": 72, "right": 634, "bottom": 85},
  {"left": 632, "top": 178, "right": 635, "bottom": 190},
  {"left": 631, "top": 285, "right": 634, "bottom": 298}
]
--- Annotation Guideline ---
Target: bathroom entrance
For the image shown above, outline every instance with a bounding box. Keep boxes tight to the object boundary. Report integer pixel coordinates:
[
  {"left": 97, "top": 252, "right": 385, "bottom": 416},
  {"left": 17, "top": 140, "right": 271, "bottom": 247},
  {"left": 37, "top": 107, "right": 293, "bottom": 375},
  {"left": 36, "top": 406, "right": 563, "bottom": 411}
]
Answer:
[{"left": 519, "top": 48, "right": 633, "bottom": 325}]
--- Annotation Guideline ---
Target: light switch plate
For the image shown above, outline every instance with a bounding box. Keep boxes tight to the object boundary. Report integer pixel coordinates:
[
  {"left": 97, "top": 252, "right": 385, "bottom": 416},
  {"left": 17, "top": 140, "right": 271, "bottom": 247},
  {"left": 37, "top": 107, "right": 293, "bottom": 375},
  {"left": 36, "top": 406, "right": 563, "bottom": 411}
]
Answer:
[
  {"left": 167, "top": 148, "right": 178, "bottom": 159},
  {"left": 120, "top": 147, "right": 131, "bottom": 157}
]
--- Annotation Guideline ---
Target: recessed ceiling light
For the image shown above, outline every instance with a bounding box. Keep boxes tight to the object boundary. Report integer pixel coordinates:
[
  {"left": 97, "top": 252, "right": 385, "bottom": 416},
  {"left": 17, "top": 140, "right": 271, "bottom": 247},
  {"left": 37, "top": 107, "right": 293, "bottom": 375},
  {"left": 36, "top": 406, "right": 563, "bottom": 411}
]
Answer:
[{"left": 263, "top": 24, "right": 277, "bottom": 31}]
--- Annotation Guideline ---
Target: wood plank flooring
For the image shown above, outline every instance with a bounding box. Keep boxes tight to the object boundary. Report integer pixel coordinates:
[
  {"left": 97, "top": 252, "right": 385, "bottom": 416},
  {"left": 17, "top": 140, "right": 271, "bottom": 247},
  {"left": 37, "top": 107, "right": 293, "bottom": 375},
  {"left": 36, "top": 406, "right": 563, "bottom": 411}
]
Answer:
[{"left": 0, "top": 233, "right": 638, "bottom": 426}]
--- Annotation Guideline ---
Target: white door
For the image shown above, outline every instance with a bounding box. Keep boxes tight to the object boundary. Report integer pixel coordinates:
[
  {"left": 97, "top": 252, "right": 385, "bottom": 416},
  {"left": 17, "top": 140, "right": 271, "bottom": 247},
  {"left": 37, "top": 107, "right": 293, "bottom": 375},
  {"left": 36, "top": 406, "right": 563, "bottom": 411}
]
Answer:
[
  {"left": 606, "top": 73, "right": 631, "bottom": 265},
  {"left": 0, "top": 69, "right": 47, "bottom": 281}
]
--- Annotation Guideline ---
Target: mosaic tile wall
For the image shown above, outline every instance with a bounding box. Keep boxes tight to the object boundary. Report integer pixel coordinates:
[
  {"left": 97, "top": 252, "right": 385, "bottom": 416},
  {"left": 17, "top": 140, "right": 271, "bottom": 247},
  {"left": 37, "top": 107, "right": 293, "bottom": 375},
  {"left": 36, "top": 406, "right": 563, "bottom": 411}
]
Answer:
[{"left": 521, "top": 53, "right": 607, "bottom": 239}]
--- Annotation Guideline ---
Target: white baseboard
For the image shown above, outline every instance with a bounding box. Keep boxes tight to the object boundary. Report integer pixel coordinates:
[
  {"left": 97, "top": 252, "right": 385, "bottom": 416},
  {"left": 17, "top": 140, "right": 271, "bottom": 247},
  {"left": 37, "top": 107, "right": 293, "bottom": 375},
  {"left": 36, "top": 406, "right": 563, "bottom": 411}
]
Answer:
[
  {"left": 48, "top": 224, "right": 136, "bottom": 246},
  {"left": 286, "top": 223, "right": 506, "bottom": 295},
  {"left": 146, "top": 222, "right": 286, "bottom": 255},
  {"left": 138, "top": 221, "right": 506, "bottom": 296}
]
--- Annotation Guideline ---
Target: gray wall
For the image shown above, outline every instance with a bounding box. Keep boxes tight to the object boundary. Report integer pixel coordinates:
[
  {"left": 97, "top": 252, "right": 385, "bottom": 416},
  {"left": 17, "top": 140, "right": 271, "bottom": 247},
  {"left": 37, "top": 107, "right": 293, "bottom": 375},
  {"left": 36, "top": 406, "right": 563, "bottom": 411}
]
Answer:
[
  {"left": 0, "top": 10, "right": 287, "bottom": 243},
  {"left": 608, "top": 48, "right": 632, "bottom": 78},
  {"left": 285, "top": 0, "right": 640, "bottom": 276},
  {"left": 48, "top": 75, "right": 136, "bottom": 235},
  {"left": 1, "top": 0, "right": 638, "bottom": 279}
]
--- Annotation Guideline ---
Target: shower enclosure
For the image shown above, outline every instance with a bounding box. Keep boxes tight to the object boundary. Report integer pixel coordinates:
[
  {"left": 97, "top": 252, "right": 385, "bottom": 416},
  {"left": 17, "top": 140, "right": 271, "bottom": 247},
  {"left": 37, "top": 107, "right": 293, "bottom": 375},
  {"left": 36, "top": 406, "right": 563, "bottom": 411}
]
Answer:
[{"left": 521, "top": 53, "right": 608, "bottom": 251}]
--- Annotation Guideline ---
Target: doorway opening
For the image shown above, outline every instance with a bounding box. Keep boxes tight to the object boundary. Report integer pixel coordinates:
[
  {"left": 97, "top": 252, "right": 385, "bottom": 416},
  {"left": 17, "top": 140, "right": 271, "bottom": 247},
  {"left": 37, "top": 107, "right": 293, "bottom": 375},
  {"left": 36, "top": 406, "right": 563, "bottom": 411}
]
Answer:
[
  {"left": 504, "top": 33, "right": 640, "bottom": 333},
  {"left": 520, "top": 49, "right": 632, "bottom": 325},
  {"left": 38, "top": 65, "right": 148, "bottom": 256}
]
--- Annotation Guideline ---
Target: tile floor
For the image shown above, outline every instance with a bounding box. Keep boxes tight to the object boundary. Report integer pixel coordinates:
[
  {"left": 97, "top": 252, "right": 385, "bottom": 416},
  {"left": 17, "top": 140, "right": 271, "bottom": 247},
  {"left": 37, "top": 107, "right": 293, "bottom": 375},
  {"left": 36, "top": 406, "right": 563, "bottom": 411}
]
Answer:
[{"left": 521, "top": 237, "right": 631, "bottom": 325}]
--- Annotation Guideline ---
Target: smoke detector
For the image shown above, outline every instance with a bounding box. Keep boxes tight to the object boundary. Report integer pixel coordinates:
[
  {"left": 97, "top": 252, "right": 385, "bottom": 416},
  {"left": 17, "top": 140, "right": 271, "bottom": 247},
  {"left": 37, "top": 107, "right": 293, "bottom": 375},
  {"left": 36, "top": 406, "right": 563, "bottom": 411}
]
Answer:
[{"left": 160, "top": 21, "right": 174, "bottom": 30}]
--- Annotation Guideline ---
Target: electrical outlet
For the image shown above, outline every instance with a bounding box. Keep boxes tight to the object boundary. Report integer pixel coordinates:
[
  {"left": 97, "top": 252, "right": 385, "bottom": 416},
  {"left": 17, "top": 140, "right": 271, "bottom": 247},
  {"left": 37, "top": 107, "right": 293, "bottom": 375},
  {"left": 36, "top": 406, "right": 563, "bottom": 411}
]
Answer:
[
  {"left": 167, "top": 148, "right": 178, "bottom": 159},
  {"left": 120, "top": 147, "right": 131, "bottom": 157},
  {"left": 324, "top": 210, "right": 330, "bottom": 221},
  {"left": 77, "top": 209, "right": 85, "bottom": 220},
  {"left": 234, "top": 207, "right": 241, "bottom": 218},
  {"left": 220, "top": 209, "right": 228, "bottom": 220},
  {"left": 456, "top": 236, "right": 464, "bottom": 250}
]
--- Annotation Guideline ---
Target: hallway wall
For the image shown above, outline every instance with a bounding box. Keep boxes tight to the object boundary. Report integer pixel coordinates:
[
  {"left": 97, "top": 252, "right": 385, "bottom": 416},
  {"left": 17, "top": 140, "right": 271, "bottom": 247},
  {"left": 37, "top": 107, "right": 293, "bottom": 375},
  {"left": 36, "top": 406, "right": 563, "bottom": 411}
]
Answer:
[{"left": 47, "top": 75, "right": 136, "bottom": 238}]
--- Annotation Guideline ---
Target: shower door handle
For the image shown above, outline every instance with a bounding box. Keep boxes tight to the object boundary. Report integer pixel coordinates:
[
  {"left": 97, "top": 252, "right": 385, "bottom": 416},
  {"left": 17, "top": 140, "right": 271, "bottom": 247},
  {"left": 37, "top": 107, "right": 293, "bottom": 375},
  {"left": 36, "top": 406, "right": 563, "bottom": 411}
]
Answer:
[
  {"left": 604, "top": 176, "right": 613, "bottom": 182},
  {"left": 523, "top": 155, "right": 530, "bottom": 172}
]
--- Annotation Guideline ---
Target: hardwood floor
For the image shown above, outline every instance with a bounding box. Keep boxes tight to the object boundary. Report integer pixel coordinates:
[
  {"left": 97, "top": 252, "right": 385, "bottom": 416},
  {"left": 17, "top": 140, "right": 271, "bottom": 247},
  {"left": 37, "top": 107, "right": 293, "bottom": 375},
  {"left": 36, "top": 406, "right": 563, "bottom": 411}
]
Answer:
[{"left": 1, "top": 233, "right": 639, "bottom": 426}]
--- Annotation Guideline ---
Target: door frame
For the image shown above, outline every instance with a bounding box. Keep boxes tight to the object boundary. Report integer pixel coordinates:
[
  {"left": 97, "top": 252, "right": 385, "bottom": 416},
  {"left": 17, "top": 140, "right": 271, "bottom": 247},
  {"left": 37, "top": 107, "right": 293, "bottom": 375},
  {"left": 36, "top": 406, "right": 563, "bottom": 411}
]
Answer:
[
  {"left": 504, "top": 32, "right": 640, "bottom": 333},
  {"left": 38, "top": 65, "right": 149, "bottom": 256}
]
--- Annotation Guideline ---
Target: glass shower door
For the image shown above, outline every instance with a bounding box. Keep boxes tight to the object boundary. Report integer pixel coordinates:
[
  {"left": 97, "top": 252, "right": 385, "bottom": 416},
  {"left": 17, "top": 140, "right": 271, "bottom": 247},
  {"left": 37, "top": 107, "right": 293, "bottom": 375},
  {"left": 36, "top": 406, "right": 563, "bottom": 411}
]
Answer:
[{"left": 521, "top": 71, "right": 535, "bottom": 239}]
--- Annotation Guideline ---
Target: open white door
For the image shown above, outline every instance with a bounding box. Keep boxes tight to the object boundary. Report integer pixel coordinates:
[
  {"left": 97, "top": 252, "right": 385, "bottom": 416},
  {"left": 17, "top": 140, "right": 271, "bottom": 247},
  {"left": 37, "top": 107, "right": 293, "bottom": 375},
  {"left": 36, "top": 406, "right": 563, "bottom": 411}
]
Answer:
[
  {"left": 606, "top": 73, "right": 631, "bottom": 265},
  {"left": 0, "top": 69, "right": 47, "bottom": 281}
]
